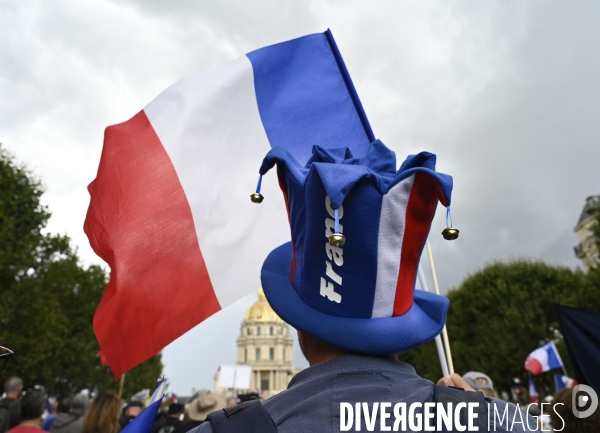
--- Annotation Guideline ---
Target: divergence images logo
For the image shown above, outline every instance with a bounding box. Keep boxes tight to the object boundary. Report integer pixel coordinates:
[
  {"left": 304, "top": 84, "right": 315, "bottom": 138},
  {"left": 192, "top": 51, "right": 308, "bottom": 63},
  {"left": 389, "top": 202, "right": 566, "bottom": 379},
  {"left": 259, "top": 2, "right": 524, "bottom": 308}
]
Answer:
[{"left": 572, "top": 384, "right": 598, "bottom": 419}]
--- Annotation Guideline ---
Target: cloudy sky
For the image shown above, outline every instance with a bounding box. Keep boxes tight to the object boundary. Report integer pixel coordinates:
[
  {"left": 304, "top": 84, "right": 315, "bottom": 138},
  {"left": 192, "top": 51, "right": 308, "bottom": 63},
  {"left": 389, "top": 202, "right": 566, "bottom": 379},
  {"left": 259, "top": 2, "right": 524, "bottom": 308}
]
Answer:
[{"left": 2, "top": 1, "right": 599, "bottom": 395}]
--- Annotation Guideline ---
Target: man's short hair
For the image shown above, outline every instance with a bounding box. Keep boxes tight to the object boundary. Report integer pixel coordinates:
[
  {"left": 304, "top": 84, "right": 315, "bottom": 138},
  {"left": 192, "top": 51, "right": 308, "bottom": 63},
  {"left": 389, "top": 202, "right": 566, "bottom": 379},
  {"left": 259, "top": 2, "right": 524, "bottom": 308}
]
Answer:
[
  {"left": 57, "top": 398, "right": 72, "bottom": 413},
  {"left": 3, "top": 377, "right": 23, "bottom": 393},
  {"left": 71, "top": 393, "right": 89, "bottom": 411},
  {"left": 123, "top": 401, "right": 144, "bottom": 416},
  {"left": 167, "top": 403, "right": 184, "bottom": 415},
  {"left": 20, "top": 391, "right": 45, "bottom": 421}
]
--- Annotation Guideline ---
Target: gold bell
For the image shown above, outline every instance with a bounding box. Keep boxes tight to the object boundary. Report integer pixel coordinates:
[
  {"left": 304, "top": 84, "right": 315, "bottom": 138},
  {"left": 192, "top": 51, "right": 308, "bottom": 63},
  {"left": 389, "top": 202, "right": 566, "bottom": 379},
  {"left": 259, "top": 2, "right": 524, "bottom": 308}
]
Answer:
[
  {"left": 442, "top": 227, "right": 459, "bottom": 240},
  {"left": 250, "top": 193, "right": 264, "bottom": 203},
  {"left": 329, "top": 233, "right": 346, "bottom": 247}
]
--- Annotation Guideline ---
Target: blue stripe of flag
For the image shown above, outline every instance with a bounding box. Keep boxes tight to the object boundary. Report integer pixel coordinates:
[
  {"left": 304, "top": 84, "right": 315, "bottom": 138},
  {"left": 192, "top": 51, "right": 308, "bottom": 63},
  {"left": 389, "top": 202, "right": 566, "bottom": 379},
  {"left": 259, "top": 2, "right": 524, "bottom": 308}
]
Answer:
[
  {"left": 546, "top": 343, "right": 563, "bottom": 370},
  {"left": 247, "top": 30, "right": 374, "bottom": 165}
]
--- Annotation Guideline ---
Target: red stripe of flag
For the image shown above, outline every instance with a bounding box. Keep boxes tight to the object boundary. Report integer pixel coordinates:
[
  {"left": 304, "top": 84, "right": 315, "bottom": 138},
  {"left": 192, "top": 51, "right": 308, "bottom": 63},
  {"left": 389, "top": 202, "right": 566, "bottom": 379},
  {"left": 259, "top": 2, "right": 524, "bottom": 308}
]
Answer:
[
  {"left": 525, "top": 358, "right": 544, "bottom": 375},
  {"left": 84, "top": 111, "right": 220, "bottom": 378}
]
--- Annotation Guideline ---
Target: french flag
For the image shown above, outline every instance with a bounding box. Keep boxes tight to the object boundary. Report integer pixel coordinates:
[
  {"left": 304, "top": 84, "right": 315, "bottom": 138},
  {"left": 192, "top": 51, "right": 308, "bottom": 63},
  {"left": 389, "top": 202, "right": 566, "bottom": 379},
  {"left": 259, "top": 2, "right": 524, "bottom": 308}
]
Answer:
[
  {"left": 84, "top": 30, "right": 374, "bottom": 377},
  {"left": 121, "top": 378, "right": 168, "bottom": 433},
  {"left": 528, "top": 374, "right": 539, "bottom": 404},
  {"left": 524, "top": 341, "right": 564, "bottom": 375},
  {"left": 554, "top": 374, "right": 578, "bottom": 392}
]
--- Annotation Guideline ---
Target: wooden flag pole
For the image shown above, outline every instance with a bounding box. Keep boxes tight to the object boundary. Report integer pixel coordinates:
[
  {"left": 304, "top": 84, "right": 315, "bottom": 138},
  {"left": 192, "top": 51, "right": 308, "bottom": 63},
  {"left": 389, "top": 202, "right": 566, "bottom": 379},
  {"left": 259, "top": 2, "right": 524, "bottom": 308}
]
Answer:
[
  {"left": 426, "top": 242, "right": 455, "bottom": 375},
  {"left": 418, "top": 267, "right": 450, "bottom": 378},
  {"left": 118, "top": 372, "right": 126, "bottom": 399}
]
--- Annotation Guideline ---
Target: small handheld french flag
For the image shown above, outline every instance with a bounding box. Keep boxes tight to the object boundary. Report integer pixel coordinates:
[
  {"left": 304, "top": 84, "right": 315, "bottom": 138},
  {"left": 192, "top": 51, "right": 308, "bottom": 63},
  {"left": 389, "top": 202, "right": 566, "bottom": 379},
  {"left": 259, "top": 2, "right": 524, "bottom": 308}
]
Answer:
[
  {"left": 121, "top": 378, "right": 168, "bottom": 433},
  {"left": 524, "top": 341, "right": 564, "bottom": 375},
  {"left": 554, "top": 374, "right": 578, "bottom": 392}
]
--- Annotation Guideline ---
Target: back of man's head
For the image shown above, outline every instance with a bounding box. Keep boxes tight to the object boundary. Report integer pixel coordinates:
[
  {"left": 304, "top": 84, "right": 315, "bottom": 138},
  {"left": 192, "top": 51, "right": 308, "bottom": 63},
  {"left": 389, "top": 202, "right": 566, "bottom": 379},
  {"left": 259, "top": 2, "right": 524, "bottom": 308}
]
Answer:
[
  {"left": 167, "top": 403, "right": 183, "bottom": 416},
  {"left": 3, "top": 377, "right": 23, "bottom": 396},
  {"left": 57, "top": 399, "right": 71, "bottom": 414},
  {"left": 71, "top": 393, "right": 89, "bottom": 411},
  {"left": 123, "top": 401, "right": 143, "bottom": 417},
  {"left": 20, "top": 391, "right": 45, "bottom": 421}
]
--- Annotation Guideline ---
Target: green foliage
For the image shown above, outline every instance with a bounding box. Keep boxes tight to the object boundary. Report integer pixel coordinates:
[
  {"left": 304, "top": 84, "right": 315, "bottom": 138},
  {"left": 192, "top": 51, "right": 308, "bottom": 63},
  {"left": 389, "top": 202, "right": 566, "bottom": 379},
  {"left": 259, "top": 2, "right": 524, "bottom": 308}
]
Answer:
[
  {"left": 107, "top": 355, "right": 165, "bottom": 401},
  {"left": 0, "top": 147, "right": 49, "bottom": 287},
  {"left": 0, "top": 145, "right": 162, "bottom": 398},
  {"left": 400, "top": 259, "right": 600, "bottom": 397}
]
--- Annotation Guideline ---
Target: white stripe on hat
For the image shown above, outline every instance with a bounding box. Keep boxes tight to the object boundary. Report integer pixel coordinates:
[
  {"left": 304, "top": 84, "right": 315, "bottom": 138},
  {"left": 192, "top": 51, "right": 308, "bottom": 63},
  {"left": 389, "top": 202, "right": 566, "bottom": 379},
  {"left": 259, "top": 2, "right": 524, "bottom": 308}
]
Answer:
[{"left": 372, "top": 175, "right": 416, "bottom": 318}]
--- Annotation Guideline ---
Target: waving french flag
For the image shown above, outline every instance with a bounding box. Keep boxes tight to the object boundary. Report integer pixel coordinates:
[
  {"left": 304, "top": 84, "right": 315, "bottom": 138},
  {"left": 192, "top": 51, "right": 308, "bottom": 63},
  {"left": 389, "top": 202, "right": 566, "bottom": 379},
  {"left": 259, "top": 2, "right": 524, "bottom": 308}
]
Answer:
[
  {"left": 554, "top": 374, "right": 578, "bottom": 392},
  {"left": 524, "top": 341, "right": 564, "bottom": 375},
  {"left": 84, "top": 30, "right": 374, "bottom": 377}
]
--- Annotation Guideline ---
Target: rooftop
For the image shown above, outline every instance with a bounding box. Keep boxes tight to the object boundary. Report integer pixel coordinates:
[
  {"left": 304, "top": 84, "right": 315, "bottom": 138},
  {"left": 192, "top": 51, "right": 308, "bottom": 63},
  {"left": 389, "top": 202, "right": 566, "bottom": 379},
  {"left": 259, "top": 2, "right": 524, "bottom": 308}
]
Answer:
[{"left": 576, "top": 195, "right": 600, "bottom": 227}]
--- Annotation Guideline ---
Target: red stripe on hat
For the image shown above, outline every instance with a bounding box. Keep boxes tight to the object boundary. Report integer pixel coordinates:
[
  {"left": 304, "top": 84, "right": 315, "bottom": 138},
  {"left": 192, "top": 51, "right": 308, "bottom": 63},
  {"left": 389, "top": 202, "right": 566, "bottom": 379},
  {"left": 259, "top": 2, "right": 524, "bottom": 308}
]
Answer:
[
  {"left": 393, "top": 172, "right": 442, "bottom": 316},
  {"left": 85, "top": 110, "right": 220, "bottom": 378}
]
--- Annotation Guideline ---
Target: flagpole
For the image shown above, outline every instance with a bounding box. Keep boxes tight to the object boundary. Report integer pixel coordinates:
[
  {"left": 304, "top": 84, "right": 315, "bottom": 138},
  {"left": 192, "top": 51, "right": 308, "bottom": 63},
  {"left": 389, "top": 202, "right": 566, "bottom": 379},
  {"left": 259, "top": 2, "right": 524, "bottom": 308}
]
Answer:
[
  {"left": 118, "top": 373, "right": 126, "bottom": 399},
  {"left": 417, "top": 267, "right": 450, "bottom": 378},
  {"left": 425, "top": 242, "right": 455, "bottom": 375},
  {"left": 551, "top": 341, "right": 569, "bottom": 377}
]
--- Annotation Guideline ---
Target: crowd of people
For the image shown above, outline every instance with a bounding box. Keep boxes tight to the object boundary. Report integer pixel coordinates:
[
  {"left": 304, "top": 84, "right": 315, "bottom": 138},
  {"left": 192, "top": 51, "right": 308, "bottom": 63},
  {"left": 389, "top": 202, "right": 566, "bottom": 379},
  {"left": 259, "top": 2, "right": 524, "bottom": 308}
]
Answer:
[
  {"left": 1, "top": 373, "right": 598, "bottom": 433},
  {"left": 0, "top": 377, "right": 241, "bottom": 433}
]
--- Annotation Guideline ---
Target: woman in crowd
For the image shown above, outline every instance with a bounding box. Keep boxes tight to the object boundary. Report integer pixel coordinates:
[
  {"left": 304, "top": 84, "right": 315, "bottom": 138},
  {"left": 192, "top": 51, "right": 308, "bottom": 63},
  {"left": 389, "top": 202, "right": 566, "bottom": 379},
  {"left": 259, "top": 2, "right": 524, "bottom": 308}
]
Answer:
[{"left": 80, "top": 393, "right": 121, "bottom": 433}]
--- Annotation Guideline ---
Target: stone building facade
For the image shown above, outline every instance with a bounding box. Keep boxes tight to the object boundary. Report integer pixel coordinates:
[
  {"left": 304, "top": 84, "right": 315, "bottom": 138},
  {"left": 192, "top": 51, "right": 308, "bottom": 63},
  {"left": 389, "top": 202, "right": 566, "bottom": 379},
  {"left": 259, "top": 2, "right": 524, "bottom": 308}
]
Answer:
[
  {"left": 215, "top": 289, "right": 296, "bottom": 399},
  {"left": 574, "top": 195, "right": 600, "bottom": 271}
]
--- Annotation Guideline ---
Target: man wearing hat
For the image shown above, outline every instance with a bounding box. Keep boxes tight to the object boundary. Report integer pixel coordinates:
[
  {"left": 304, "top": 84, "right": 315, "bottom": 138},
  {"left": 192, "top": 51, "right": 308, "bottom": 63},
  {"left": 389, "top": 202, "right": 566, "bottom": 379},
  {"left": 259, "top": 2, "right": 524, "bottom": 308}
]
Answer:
[
  {"left": 197, "top": 141, "right": 536, "bottom": 432},
  {"left": 174, "top": 392, "right": 226, "bottom": 433},
  {"left": 462, "top": 371, "right": 499, "bottom": 398}
]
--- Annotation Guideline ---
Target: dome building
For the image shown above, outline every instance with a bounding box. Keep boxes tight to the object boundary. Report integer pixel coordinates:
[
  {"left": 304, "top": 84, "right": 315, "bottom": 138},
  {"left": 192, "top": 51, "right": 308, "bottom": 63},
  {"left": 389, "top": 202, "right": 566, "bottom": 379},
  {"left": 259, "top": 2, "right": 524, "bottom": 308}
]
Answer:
[{"left": 215, "top": 289, "right": 296, "bottom": 399}]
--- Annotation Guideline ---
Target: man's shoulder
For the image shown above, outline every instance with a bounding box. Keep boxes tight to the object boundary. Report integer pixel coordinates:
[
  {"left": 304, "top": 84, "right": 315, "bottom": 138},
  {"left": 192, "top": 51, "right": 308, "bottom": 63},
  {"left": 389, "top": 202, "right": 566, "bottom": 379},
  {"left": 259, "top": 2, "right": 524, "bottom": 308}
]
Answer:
[
  {"left": 192, "top": 423, "right": 212, "bottom": 433},
  {"left": 0, "top": 399, "right": 18, "bottom": 409},
  {"left": 259, "top": 354, "right": 434, "bottom": 432}
]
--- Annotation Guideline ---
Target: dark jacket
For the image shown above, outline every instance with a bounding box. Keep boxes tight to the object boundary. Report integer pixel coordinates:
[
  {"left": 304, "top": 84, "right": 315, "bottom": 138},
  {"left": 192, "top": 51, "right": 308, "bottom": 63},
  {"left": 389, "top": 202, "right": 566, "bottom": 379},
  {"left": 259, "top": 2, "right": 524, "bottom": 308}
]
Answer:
[
  {"left": 0, "top": 398, "right": 20, "bottom": 433},
  {"left": 195, "top": 353, "right": 536, "bottom": 433},
  {"left": 152, "top": 417, "right": 182, "bottom": 433},
  {"left": 50, "top": 410, "right": 84, "bottom": 433}
]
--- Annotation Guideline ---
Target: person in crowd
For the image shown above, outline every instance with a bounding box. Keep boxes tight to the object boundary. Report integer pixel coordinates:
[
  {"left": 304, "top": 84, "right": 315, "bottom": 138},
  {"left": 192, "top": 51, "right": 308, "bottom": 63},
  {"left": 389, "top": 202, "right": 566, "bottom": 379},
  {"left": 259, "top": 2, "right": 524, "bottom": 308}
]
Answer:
[
  {"left": 51, "top": 393, "right": 88, "bottom": 433},
  {"left": 117, "top": 402, "right": 143, "bottom": 430},
  {"left": 540, "top": 395, "right": 553, "bottom": 430},
  {"left": 0, "top": 377, "right": 24, "bottom": 433},
  {"left": 172, "top": 393, "right": 224, "bottom": 433},
  {"left": 525, "top": 404, "right": 543, "bottom": 430},
  {"left": 6, "top": 391, "right": 45, "bottom": 433},
  {"left": 80, "top": 392, "right": 121, "bottom": 433},
  {"left": 550, "top": 387, "right": 600, "bottom": 432},
  {"left": 152, "top": 404, "right": 183, "bottom": 433},
  {"left": 462, "top": 371, "right": 499, "bottom": 398},
  {"left": 41, "top": 402, "right": 58, "bottom": 431}
]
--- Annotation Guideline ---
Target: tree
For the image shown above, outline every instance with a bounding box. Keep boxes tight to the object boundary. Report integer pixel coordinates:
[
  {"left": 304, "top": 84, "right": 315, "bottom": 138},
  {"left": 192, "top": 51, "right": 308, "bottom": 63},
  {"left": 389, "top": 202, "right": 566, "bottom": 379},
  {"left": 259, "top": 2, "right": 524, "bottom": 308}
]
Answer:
[
  {"left": 0, "top": 145, "right": 162, "bottom": 399},
  {"left": 400, "top": 260, "right": 600, "bottom": 397}
]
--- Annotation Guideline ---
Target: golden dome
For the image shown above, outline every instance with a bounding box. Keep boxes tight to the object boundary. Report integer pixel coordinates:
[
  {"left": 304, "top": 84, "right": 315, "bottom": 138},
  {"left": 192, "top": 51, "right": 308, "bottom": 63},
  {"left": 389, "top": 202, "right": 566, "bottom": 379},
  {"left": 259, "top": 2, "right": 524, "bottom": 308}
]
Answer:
[{"left": 243, "top": 288, "right": 284, "bottom": 324}]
